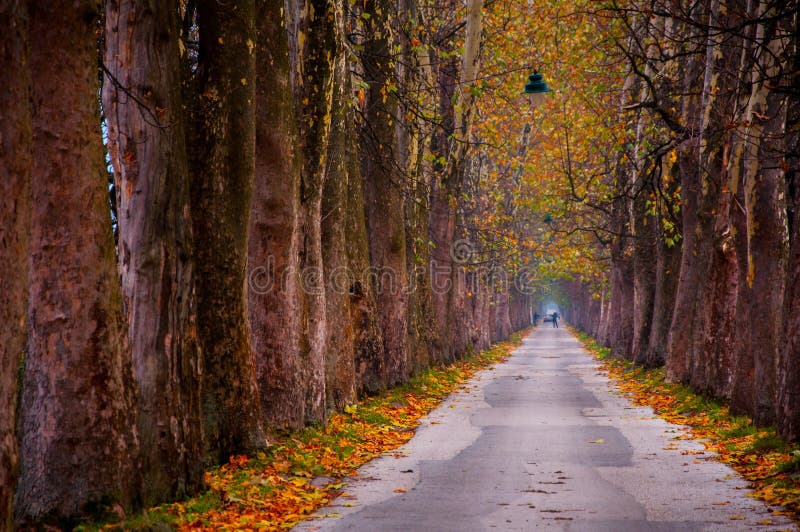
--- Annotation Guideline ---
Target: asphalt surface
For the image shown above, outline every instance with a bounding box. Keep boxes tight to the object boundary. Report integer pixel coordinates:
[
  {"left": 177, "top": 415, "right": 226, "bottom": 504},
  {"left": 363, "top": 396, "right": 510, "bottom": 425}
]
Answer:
[{"left": 296, "top": 326, "right": 796, "bottom": 531}]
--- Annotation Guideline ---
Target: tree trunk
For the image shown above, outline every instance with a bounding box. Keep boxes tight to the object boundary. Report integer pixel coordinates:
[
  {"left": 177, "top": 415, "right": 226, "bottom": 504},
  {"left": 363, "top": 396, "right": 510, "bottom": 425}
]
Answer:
[
  {"left": 103, "top": 0, "right": 204, "bottom": 503},
  {"left": 728, "top": 0, "right": 759, "bottom": 416},
  {"left": 780, "top": 165, "right": 800, "bottom": 438},
  {"left": 191, "top": 0, "right": 266, "bottom": 462},
  {"left": 631, "top": 202, "right": 657, "bottom": 364},
  {"left": 644, "top": 166, "right": 681, "bottom": 367},
  {"left": 0, "top": 2, "right": 30, "bottom": 526},
  {"left": 322, "top": 47, "right": 357, "bottom": 410},
  {"left": 16, "top": 1, "right": 140, "bottom": 524},
  {"left": 291, "top": 0, "right": 339, "bottom": 420},
  {"left": 607, "top": 237, "right": 634, "bottom": 358},
  {"left": 741, "top": 10, "right": 789, "bottom": 424},
  {"left": 347, "top": 125, "right": 386, "bottom": 395},
  {"left": 665, "top": 12, "right": 706, "bottom": 383},
  {"left": 249, "top": 0, "right": 306, "bottom": 428},
  {"left": 361, "top": 0, "right": 410, "bottom": 385},
  {"left": 689, "top": 0, "right": 740, "bottom": 398},
  {"left": 778, "top": 11, "right": 800, "bottom": 442}
]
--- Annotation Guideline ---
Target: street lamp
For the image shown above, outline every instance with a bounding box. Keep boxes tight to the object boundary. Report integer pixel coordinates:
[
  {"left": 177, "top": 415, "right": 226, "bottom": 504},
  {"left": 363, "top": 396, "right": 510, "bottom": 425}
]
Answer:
[{"left": 524, "top": 72, "right": 553, "bottom": 108}]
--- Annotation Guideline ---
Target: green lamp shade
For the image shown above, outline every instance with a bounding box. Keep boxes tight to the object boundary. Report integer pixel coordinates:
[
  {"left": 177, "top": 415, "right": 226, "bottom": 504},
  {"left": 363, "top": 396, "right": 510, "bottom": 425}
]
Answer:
[{"left": 524, "top": 73, "right": 553, "bottom": 94}]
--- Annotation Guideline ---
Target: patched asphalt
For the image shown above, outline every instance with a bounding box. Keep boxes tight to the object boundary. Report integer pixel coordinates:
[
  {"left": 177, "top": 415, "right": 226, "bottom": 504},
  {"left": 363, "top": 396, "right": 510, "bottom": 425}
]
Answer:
[{"left": 295, "top": 326, "right": 796, "bottom": 531}]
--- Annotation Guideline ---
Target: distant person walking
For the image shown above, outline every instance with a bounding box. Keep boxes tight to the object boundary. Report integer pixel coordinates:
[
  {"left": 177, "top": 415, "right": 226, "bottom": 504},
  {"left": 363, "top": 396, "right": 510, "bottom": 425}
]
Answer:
[
  {"left": 533, "top": 312, "right": 539, "bottom": 326},
  {"left": 552, "top": 312, "right": 559, "bottom": 328}
]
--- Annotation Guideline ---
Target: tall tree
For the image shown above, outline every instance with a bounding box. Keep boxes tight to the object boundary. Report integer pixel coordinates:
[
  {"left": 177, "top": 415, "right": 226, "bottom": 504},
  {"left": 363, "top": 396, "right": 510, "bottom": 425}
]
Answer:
[
  {"left": 290, "top": 0, "right": 338, "bottom": 420},
  {"left": 15, "top": 0, "right": 140, "bottom": 525},
  {"left": 689, "top": 0, "right": 741, "bottom": 397},
  {"left": 778, "top": 10, "right": 800, "bottom": 442},
  {"left": 322, "top": 45, "right": 358, "bottom": 410},
  {"left": 361, "top": 0, "right": 410, "bottom": 385},
  {"left": 191, "top": 0, "right": 266, "bottom": 462},
  {"left": 738, "top": 4, "right": 789, "bottom": 424},
  {"left": 249, "top": 0, "right": 306, "bottom": 428},
  {"left": 103, "top": 0, "right": 204, "bottom": 503},
  {"left": 0, "top": 1, "right": 30, "bottom": 527},
  {"left": 665, "top": 5, "right": 708, "bottom": 384}
]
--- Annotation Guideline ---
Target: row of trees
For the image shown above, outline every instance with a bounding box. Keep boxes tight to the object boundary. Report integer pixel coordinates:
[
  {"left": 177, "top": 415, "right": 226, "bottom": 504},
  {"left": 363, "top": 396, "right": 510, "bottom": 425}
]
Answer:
[
  {"left": 561, "top": 0, "right": 799, "bottom": 442},
  {"left": 0, "top": 0, "right": 535, "bottom": 527}
]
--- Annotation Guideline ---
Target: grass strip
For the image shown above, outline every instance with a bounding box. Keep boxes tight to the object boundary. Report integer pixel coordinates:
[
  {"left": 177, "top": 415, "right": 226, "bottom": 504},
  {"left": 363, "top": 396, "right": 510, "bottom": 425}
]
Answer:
[
  {"left": 571, "top": 327, "right": 800, "bottom": 525},
  {"left": 84, "top": 331, "right": 526, "bottom": 531}
]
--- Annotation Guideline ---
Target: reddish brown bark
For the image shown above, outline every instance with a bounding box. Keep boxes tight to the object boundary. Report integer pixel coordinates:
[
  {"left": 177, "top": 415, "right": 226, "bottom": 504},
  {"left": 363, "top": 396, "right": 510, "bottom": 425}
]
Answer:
[
  {"left": 644, "top": 173, "right": 681, "bottom": 367},
  {"left": 607, "top": 231, "right": 634, "bottom": 359},
  {"left": 346, "top": 118, "right": 386, "bottom": 395},
  {"left": 688, "top": 0, "right": 741, "bottom": 397},
  {"left": 730, "top": 181, "right": 754, "bottom": 414},
  {"left": 631, "top": 202, "right": 656, "bottom": 364},
  {"left": 745, "top": 91, "right": 788, "bottom": 425},
  {"left": 292, "top": 0, "right": 339, "bottom": 420},
  {"left": 103, "top": 0, "right": 204, "bottom": 503},
  {"left": 780, "top": 174, "right": 800, "bottom": 439},
  {"left": 361, "top": 0, "right": 410, "bottom": 385},
  {"left": 16, "top": 1, "right": 140, "bottom": 524},
  {"left": 191, "top": 0, "right": 266, "bottom": 462},
  {"left": 778, "top": 30, "right": 800, "bottom": 441},
  {"left": 323, "top": 50, "right": 357, "bottom": 410},
  {"left": 732, "top": 10, "right": 789, "bottom": 423},
  {"left": 249, "top": 0, "right": 306, "bottom": 428},
  {"left": 0, "top": 2, "right": 30, "bottom": 526},
  {"left": 665, "top": 27, "right": 705, "bottom": 383}
]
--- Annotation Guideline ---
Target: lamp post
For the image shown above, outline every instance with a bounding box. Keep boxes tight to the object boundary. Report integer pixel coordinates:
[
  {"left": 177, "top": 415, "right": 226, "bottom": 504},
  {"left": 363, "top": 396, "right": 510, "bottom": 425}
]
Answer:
[{"left": 524, "top": 72, "right": 553, "bottom": 108}]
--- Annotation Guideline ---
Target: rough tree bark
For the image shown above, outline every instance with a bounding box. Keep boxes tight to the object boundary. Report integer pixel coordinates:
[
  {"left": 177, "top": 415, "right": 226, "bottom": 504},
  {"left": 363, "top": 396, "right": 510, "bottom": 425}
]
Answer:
[
  {"left": 690, "top": 0, "right": 740, "bottom": 397},
  {"left": 728, "top": 0, "right": 759, "bottom": 416},
  {"left": 346, "top": 123, "right": 387, "bottom": 395},
  {"left": 249, "top": 0, "right": 306, "bottom": 428},
  {"left": 631, "top": 192, "right": 656, "bottom": 363},
  {"left": 740, "top": 8, "right": 789, "bottom": 424},
  {"left": 103, "top": 0, "right": 204, "bottom": 503},
  {"left": 16, "top": 1, "right": 141, "bottom": 525},
  {"left": 644, "top": 165, "right": 681, "bottom": 367},
  {"left": 361, "top": 0, "right": 410, "bottom": 385},
  {"left": 779, "top": 145, "right": 800, "bottom": 439},
  {"left": 665, "top": 9, "right": 707, "bottom": 383},
  {"left": 291, "top": 0, "right": 339, "bottom": 420},
  {"left": 606, "top": 233, "right": 634, "bottom": 358},
  {"left": 0, "top": 2, "right": 30, "bottom": 526},
  {"left": 191, "top": 0, "right": 266, "bottom": 462},
  {"left": 778, "top": 10, "right": 800, "bottom": 442},
  {"left": 323, "top": 44, "right": 357, "bottom": 410}
]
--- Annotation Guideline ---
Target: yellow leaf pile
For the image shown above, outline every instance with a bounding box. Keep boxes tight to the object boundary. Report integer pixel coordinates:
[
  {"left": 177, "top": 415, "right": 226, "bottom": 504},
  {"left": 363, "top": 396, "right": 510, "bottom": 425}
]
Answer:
[{"left": 572, "top": 327, "right": 800, "bottom": 523}]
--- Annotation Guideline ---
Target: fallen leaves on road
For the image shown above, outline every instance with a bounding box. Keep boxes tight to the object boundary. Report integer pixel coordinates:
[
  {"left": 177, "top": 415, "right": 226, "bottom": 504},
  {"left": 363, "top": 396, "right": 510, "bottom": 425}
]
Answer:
[
  {"left": 93, "top": 332, "right": 525, "bottom": 531},
  {"left": 573, "top": 328, "right": 800, "bottom": 523}
]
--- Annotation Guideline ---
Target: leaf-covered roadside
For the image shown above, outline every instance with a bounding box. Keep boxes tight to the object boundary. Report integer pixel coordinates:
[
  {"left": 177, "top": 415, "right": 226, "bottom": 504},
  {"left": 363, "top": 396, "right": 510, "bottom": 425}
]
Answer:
[
  {"left": 86, "top": 332, "right": 525, "bottom": 531},
  {"left": 572, "top": 328, "right": 800, "bottom": 525}
]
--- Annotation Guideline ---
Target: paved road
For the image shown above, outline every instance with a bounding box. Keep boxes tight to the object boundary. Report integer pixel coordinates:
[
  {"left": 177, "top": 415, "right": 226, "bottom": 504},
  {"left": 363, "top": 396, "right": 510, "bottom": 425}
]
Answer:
[{"left": 297, "top": 326, "right": 795, "bottom": 531}]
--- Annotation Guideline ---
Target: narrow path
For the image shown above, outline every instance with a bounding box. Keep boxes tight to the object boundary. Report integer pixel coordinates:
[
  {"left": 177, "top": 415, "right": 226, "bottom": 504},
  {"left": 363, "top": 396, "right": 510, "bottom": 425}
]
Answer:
[{"left": 297, "top": 327, "right": 795, "bottom": 531}]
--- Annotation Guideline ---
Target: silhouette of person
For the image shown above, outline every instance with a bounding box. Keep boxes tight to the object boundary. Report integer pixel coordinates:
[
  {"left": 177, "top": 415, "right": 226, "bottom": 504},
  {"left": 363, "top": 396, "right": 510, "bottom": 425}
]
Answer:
[
  {"left": 533, "top": 312, "right": 539, "bottom": 326},
  {"left": 552, "top": 312, "right": 559, "bottom": 328}
]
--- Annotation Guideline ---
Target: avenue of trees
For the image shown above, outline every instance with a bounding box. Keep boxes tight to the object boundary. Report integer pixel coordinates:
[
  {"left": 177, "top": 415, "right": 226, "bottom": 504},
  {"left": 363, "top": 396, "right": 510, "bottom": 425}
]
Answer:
[
  {"left": 558, "top": 0, "right": 800, "bottom": 444},
  {"left": 0, "top": 0, "right": 535, "bottom": 527},
  {"left": 2, "top": 0, "right": 798, "bottom": 527}
]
